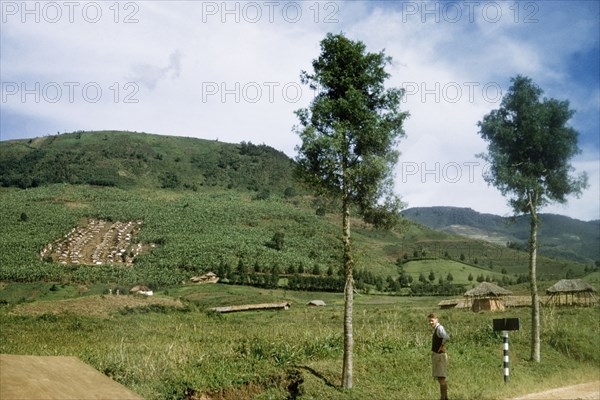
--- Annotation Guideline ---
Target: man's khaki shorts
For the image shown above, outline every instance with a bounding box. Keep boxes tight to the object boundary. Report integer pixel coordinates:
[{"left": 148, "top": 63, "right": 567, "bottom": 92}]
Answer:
[{"left": 431, "top": 352, "right": 448, "bottom": 378}]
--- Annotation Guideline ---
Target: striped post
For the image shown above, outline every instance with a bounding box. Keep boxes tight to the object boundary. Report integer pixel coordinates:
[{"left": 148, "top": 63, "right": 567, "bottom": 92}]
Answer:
[
  {"left": 493, "top": 318, "right": 519, "bottom": 384},
  {"left": 503, "top": 330, "right": 509, "bottom": 383}
]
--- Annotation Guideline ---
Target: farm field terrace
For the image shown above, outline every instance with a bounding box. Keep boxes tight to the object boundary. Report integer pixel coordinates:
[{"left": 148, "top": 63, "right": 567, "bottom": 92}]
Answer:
[
  {"left": 1, "top": 283, "right": 598, "bottom": 400},
  {"left": 401, "top": 259, "right": 507, "bottom": 285},
  {"left": 0, "top": 184, "right": 344, "bottom": 286},
  {"left": 0, "top": 184, "right": 588, "bottom": 290}
]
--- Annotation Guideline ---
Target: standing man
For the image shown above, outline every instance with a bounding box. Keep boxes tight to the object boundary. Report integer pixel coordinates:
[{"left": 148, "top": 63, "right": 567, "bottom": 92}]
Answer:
[{"left": 428, "top": 313, "right": 450, "bottom": 400}]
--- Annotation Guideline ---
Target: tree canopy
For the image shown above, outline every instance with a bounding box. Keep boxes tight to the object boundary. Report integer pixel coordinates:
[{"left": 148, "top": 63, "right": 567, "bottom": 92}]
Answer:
[
  {"left": 477, "top": 75, "right": 587, "bottom": 214},
  {"left": 294, "top": 32, "right": 409, "bottom": 216}
]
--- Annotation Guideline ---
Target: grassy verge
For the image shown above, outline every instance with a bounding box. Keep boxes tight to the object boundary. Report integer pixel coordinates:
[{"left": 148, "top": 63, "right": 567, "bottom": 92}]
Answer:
[{"left": 1, "top": 283, "right": 598, "bottom": 399}]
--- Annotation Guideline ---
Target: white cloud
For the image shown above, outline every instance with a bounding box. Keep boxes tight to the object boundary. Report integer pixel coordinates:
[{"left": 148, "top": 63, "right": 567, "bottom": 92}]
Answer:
[{"left": 129, "top": 50, "right": 183, "bottom": 90}]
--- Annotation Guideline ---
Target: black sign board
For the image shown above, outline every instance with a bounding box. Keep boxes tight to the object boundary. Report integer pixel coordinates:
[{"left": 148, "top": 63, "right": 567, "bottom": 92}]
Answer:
[{"left": 493, "top": 318, "right": 520, "bottom": 331}]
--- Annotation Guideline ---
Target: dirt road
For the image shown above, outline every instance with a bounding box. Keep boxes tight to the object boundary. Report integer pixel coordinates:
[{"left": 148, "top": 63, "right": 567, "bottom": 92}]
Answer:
[
  {"left": 510, "top": 381, "right": 600, "bottom": 400},
  {"left": 0, "top": 355, "right": 143, "bottom": 400}
]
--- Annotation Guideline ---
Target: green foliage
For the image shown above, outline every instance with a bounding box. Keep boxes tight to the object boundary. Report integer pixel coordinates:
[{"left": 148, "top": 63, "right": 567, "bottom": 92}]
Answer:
[
  {"left": 0, "top": 185, "right": 342, "bottom": 287},
  {"left": 254, "top": 189, "right": 271, "bottom": 201},
  {"left": 428, "top": 270, "right": 435, "bottom": 282},
  {"left": 544, "top": 308, "right": 598, "bottom": 363},
  {"left": 270, "top": 232, "right": 285, "bottom": 250},
  {"left": 283, "top": 187, "right": 297, "bottom": 198},
  {"left": 477, "top": 75, "right": 588, "bottom": 214},
  {"left": 0, "top": 183, "right": 589, "bottom": 290},
  {"left": 294, "top": 33, "right": 409, "bottom": 214},
  {"left": 0, "top": 131, "right": 296, "bottom": 197},
  {"left": 160, "top": 171, "right": 180, "bottom": 189},
  {"left": 361, "top": 196, "right": 405, "bottom": 230}
]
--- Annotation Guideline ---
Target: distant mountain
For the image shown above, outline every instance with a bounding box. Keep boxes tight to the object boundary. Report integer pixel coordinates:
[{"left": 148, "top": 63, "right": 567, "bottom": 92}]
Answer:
[{"left": 401, "top": 207, "right": 600, "bottom": 265}]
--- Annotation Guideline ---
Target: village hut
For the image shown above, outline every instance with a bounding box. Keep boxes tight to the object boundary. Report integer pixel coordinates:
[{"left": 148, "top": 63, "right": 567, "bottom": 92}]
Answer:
[
  {"left": 464, "top": 282, "right": 512, "bottom": 312},
  {"left": 130, "top": 285, "right": 153, "bottom": 296},
  {"left": 191, "top": 272, "right": 219, "bottom": 284},
  {"left": 545, "top": 279, "right": 598, "bottom": 306}
]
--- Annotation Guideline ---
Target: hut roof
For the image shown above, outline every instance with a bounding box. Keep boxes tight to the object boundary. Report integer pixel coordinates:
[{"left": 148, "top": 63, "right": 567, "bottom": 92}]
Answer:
[
  {"left": 464, "top": 282, "right": 512, "bottom": 297},
  {"left": 546, "top": 279, "right": 597, "bottom": 294},
  {"left": 437, "top": 299, "right": 460, "bottom": 306},
  {"left": 209, "top": 302, "right": 291, "bottom": 313},
  {"left": 130, "top": 285, "right": 151, "bottom": 293},
  {"left": 437, "top": 298, "right": 469, "bottom": 309}
]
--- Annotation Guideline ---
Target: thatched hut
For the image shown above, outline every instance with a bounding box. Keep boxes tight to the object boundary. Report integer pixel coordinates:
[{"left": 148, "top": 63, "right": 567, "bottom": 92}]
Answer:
[
  {"left": 130, "top": 285, "right": 153, "bottom": 296},
  {"left": 191, "top": 272, "right": 219, "bottom": 284},
  {"left": 464, "top": 282, "right": 512, "bottom": 312},
  {"left": 437, "top": 298, "right": 468, "bottom": 310},
  {"left": 546, "top": 279, "right": 598, "bottom": 306}
]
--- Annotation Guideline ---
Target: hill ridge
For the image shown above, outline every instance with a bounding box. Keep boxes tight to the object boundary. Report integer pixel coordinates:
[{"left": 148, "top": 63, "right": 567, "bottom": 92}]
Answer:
[
  {"left": 0, "top": 130, "right": 296, "bottom": 196},
  {"left": 402, "top": 206, "right": 600, "bottom": 264}
]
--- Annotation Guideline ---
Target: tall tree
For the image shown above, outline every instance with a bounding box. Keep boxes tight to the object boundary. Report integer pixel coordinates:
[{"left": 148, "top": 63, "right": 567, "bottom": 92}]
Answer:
[
  {"left": 477, "top": 75, "right": 587, "bottom": 362},
  {"left": 294, "top": 33, "right": 408, "bottom": 388}
]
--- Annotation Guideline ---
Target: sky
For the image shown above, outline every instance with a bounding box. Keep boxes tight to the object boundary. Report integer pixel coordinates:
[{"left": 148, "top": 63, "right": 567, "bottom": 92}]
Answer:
[{"left": 1, "top": 0, "right": 599, "bottom": 221}]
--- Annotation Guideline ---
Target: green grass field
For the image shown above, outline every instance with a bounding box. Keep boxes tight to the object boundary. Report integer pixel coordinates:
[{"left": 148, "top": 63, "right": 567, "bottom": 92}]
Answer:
[
  {"left": 402, "top": 259, "right": 507, "bottom": 286},
  {"left": 1, "top": 282, "right": 598, "bottom": 399}
]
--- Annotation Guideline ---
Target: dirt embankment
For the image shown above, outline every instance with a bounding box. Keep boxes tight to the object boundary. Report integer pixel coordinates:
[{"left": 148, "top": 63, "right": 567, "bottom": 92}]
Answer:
[{"left": 10, "top": 295, "right": 185, "bottom": 318}]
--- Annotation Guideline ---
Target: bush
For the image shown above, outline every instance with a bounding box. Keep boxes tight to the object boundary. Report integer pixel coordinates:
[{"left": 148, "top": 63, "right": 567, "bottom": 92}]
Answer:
[{"left": 266, "top": 232, "right": 285, "bottom": 251}]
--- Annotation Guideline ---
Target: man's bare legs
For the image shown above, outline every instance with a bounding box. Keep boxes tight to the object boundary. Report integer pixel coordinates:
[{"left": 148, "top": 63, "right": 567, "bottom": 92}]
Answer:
[{"left": 438, "top": 377, "right": 448, "bottom": 400}]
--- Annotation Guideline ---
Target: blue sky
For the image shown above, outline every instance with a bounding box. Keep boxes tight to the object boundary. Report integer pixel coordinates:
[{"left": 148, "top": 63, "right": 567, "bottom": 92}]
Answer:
[{"left": 1, "top": 0, "right": 598, "bottom": 220}]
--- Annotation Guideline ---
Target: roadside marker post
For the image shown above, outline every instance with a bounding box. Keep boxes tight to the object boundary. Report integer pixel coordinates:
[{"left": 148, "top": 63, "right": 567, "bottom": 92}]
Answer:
[
  {"left": 493, "top": 318, "right": 520, "bottom": 383},
  {"left": 502, "top": 331, "right": 509, "bottom": 383}
]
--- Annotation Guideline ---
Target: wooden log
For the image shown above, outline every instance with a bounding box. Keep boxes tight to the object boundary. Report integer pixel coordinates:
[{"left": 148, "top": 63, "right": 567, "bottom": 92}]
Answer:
[{"left": 210, "top": 302, "right": 291, "bottom": 313}]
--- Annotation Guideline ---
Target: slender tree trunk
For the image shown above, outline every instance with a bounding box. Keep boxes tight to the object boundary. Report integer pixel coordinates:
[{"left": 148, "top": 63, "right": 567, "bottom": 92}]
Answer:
[
  {"left": 528, "top": 201, "right": 541, "bottom": 362},
  {"left": 341, "top": 191, "right": 354, "bottom": 389}
]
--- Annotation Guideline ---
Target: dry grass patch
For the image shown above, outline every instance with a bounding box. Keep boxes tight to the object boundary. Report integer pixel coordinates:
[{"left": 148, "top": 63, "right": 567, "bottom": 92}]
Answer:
[{"left": 10, "top": 295, "right": 185, "bottom": 318}]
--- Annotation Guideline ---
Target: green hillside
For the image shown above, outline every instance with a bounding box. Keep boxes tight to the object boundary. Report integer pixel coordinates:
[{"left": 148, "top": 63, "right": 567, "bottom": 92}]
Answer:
[
  {"left": 402, "top": 206, "right": 600, "bottom": 265},
  {"left": 0, "top": 130, "right": 294, "bottom": 195},
  {"left": 401, "top": 259, "right": 506, "bottom": 286},
  {"left": 0, "top": 131, "right": 594, "bottom": 291}
]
